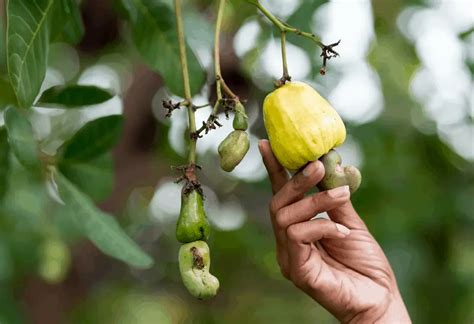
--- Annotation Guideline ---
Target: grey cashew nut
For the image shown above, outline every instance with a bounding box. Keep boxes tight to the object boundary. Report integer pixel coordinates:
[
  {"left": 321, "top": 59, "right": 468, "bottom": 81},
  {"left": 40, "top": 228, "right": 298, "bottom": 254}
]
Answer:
[
  {"left": 317, "top": 149, "right": 362, "bottom": 193},
  {"left": 178, "top": 240, "right": 219, "bottom": 299}
]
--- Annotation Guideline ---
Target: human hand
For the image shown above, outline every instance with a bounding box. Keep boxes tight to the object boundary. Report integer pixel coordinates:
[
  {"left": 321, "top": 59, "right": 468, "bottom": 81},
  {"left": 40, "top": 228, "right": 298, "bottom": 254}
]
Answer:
[{"left": 258, "top": 140, "right": 411, "bottom": 323}]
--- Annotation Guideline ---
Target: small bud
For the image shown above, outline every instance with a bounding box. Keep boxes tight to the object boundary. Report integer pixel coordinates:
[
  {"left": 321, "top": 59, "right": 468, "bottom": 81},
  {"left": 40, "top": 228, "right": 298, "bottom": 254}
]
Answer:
[{"left": 232, "top": 102, "right": 248, "bottom": 131}]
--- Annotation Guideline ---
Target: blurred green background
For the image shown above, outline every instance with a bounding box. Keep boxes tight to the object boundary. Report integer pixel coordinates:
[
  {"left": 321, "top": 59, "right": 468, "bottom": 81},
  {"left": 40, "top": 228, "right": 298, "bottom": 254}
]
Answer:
[{"left": 0, "top": 0, "right": 473, "bottom": 323}]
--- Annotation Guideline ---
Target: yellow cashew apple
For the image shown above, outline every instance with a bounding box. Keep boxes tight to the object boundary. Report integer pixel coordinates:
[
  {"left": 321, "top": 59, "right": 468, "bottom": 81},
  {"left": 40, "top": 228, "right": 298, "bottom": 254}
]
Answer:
[{"left": 263, "top": 81, "right": 346, "bottom": 171}]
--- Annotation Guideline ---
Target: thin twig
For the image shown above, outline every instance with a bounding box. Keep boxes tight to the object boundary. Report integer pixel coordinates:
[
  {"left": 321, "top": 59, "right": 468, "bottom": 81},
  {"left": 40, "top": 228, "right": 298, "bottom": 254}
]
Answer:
[
  {"left": 248, "top": 0, "right": 340, "bottom": 75},
  {"left": 174, "top": 0, "right": 196, "bottom": 164}
]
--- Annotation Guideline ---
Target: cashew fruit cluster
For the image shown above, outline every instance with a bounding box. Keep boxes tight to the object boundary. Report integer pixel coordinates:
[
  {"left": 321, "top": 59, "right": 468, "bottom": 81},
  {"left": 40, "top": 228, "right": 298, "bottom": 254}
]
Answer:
[
  {"left": 263, "top": 82, "right": 362, "bottom": 192},
  {"left": 176, "top": 187, "right": 219, "bottom": 299},
  {"left": 218, "top": 102, "right": 250, "bottom": 172}
]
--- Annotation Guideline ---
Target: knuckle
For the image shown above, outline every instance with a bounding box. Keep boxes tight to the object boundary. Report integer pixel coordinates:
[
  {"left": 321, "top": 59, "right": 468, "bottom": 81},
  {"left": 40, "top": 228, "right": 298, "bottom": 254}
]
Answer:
[
  {"left": 286, "top": 225, "right": 299, "bottom": 242},
  {"left": 270, "top": 167, "right": 286, "bottom": 179},
  {"left": 311, "top": 192, "right": 322, "bottom": 206},
  {"left": 292, "top": 174, "right": 306, "bottom": 191},
  {"left": 322, "top": 189, "right": 332, "bottom": 200},
  {"left": 269, "top": 200, "right": 279, "bottom": 215},
  {"left": 316, "top": 191, "right": 332, "bottom": 207},
  {"left": 275, "top": 209, "right": 288, "bottom": 229}
]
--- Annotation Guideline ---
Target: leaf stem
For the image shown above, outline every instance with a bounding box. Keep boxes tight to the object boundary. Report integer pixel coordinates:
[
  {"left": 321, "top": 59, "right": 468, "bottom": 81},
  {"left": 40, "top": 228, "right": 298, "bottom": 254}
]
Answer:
[
  {"left": 218, "top": 76, "right": 239, "bottom": 100},
  {"left": 249, "top": 0, "right": 325, "bottom": 49},
  {"left": 174, "top": 0, "right": 196, "bottom": 164}
]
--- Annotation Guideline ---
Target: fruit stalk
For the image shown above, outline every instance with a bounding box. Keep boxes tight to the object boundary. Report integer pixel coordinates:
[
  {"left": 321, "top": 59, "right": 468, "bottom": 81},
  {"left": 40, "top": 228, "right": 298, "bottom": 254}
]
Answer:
[
  {"left": 174, "top": 0, "right": 197, "bottom": 164},
  {"left": 213, "top": 0, "right": 243, "bottom": 104},
  {"left": 280, "top": 31, "right": 290, "bottom": 82},
  {"left": 213, "top": 0, "right": 225, "bottom": 112},
  {"left": 194, "top": 0, "right": 242, "bottom": 139}
]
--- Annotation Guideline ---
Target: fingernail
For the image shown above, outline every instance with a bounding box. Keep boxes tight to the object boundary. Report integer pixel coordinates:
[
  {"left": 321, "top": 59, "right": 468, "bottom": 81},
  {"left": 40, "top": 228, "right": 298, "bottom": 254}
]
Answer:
[
  {"left": 302, "top": 161, "right": 318, "bottom": 177},
  {"left": 335, "top": 223, "right": 351, "bottom": 235},
  {"left": 328, "top": 185, "right": 350, "bottom": 198}
]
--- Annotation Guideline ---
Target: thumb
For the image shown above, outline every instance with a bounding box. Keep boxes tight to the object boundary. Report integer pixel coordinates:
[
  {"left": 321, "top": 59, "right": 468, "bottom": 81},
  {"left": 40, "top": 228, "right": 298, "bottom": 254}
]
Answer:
[{"left": 327, "top": 201, "right": 368, "bottom": 230}]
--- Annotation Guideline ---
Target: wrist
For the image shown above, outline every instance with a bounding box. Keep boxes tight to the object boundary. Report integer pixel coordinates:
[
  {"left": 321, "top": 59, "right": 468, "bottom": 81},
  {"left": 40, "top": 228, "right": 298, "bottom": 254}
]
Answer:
[
  {"left": 349, "top": 292, "right": 411, "bottom": 324},
  {"left": 375, "top": 295, "right": 411, "bottom": 324}
]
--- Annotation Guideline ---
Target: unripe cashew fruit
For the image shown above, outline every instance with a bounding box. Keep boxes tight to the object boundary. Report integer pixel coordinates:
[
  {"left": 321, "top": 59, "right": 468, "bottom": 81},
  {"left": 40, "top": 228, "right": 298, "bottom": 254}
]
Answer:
[
  {"left": 176, "top": 189, "right": 210, "bottom": 243},
  {"left": 218, "top": 130, "right": 250, "bottom": 172},
  {"left": 38, "top": 237, "right": 71, "bottom": 284},
  {"left": 263, "top": 81, "right": 346, "bottom": 171},
  {"left": 179, "top": 240, "right": 219, "bottom": 299},
  {"left": 232, "top": 102, "right": 248, "bottom": 131},
  {"left": 318, "top": 149, "right": 361, "bottom": 193}
]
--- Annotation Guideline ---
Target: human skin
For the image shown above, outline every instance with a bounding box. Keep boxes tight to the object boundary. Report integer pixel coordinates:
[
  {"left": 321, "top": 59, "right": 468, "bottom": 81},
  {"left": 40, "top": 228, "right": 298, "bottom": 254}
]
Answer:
[{"left": 258, "top": 139, "right": 411, "bottom": 323}]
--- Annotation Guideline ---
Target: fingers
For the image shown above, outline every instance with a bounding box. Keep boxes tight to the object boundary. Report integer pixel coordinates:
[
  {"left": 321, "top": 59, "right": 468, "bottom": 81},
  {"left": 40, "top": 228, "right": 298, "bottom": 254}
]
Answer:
[
  {"left": 258, "top": 139, "right": 289, "bottom": 194},
  {"left": 327, "top": 201, "right": 368, "bottom": 230},
  {"left": 271, "top": 160, "right": 325, "bottom": 212},
  {"left": 286, "top": 219, "right": 350, "bottom": 267},
  {"left": 275, "top": 186, "right": 350, "bottom": 229}
]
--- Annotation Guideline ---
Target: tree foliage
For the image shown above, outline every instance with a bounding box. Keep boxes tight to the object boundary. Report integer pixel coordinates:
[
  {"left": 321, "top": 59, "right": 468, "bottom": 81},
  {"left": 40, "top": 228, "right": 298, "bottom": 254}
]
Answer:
[{"left": 0, "top": 0, "right": 472, "bottom": 323}]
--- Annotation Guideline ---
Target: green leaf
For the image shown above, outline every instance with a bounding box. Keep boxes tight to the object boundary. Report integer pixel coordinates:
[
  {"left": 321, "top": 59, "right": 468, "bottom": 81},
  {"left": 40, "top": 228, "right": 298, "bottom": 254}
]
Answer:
[
  {"left": 7, "top": 0, "right": 55, "bottom": 108},
  {"left": 60, "top": 115, "right": 123, "bottom": 161},
  {"left": 59, "top": 153, "right": 114, "bottom": 202},
  {"left": 54, "top": 172, "right": 154, "bottom": 269},
  {"left": 3, "top": 106, "right": 41, "bottom": 170},
  {"left": 38, "top": 85, "right": 114, "bottom": 108},
  {"left": 0, "top": 127, "right": 10, "bottom": 199},
  {"left": 122, "top": 0, "right": 205, "bottom": 97},
  {"left": 50, "top": 0, "right": 85, "bottom": 44},
  {"left": 0, "top": 78, "right": 17, "bottom": 110}
]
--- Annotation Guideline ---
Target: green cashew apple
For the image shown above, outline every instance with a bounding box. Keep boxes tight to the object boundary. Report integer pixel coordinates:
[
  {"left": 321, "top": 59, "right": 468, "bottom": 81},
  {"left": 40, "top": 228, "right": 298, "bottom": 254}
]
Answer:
[
  {"left": 218, "top": 130, "right": 249, "bottom": 172},
  {"left": 176, "top": 189, "right": 210, "bottom": 243},
  {"left": 179, "top": 240, "right": 219, "bottom": 299},
  {"left": 318, "top": 149, "right": 361, "bottom": 193}
]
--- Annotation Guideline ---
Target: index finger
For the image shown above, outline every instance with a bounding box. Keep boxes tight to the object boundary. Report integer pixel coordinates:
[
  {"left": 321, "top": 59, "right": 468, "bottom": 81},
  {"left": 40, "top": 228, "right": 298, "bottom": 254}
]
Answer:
[{"left": 258, "top": 139, "right": 289, "bottom": 194}]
